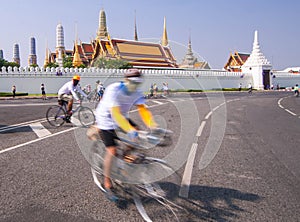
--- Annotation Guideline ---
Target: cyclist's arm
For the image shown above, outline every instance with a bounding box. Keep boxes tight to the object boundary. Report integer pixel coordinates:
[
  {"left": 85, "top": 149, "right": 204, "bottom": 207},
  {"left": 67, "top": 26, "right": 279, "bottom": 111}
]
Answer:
[
  {"left": 77, "top": 86, "right": 88, "bottom": 98},
  {"left": 71, "top": 90, "right": 80, "bottom": 101},
  {"left": 111, "top": 106, "right": 135, "bottom": 132},
  {"left": 137, "top": 104, "right": 157, "bottom": 129}
]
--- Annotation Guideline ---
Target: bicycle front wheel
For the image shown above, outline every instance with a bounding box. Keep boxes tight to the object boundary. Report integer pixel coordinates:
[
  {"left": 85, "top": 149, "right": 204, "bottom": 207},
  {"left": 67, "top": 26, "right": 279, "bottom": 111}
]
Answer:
[
  {"left": 78, "top": 106, "right": 95, "bottom": 127},
  {"left": 46, "top": 105, "right": 66, "bottom": 127}
]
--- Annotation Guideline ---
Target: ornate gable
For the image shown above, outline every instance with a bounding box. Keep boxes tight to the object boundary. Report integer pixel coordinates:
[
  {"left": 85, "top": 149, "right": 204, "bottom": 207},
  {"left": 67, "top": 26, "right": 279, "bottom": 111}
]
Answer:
[{"left": 224, "top": 51, "right": 250, "bottom": 72}]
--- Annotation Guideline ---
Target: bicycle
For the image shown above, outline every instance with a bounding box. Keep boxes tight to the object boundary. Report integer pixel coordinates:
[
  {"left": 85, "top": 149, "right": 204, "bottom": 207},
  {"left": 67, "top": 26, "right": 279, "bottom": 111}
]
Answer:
[
  {"left": 87, "top": 89, "right": 102, "bottom": 109},
  {"left": 46, "top": 99, "right": 95, "bottom": 127},
  {"left": 84, "top": 127, "right": 183, "bottom": 221}
]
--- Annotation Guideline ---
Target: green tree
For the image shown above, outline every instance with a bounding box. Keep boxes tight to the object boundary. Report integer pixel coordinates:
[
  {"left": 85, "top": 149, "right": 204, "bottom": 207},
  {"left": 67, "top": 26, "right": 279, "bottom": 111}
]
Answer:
[
  {"left": 45, "top": 62, "right": 59, "bottom": 68},
  {"left": 63, "top": 56, "right": 73, "bottom": 68},
  {"left": 29, "top": 64, "right": 39, "bottom": 68},
  {"left": 0, "top": 58, "right": 20, "bottom": 68},
  {"left": 92, "top": 57, "right": 132, "bottom": 69}
]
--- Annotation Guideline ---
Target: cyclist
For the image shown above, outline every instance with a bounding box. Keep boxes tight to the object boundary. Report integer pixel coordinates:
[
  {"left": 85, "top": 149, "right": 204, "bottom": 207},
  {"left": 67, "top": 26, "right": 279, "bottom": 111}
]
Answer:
[
  {"left": 94, "top": 69, "right": 157, "bottom": 201},
  {"left": 58, "top": 75, "right": 88, "bottom": 123}
]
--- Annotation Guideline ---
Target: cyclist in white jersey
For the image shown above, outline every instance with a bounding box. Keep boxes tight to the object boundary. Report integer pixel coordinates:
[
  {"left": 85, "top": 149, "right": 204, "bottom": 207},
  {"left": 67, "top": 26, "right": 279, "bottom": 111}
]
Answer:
[
  {"left": 58, "top": 75, "right": 88, "bottom": 122},
  {"left": 95, "top": 69, "right": 157, "bottom": 201}
]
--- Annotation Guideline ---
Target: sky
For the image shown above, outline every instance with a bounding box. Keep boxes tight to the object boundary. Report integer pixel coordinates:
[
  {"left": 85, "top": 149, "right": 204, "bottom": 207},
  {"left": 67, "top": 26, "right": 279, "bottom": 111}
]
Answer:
[{"left": 0, "top": 0, "right": 299, "bottom": 70}]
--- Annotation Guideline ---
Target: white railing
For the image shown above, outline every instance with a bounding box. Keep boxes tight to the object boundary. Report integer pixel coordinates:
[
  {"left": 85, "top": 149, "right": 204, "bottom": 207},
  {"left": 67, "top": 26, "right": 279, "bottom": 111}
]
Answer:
[{"left": 0, "top": 66, "right": 247, "bottom": 77}]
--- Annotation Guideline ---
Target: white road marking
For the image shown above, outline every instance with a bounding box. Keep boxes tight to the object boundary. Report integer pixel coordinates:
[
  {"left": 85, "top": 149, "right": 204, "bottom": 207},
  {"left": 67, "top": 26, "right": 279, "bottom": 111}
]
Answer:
[
  {"left": 278, "top": 96, "right": 299, "bottom": 117},
  {"left": 204, "top": 111, "right": 212, "bottom": 120},
  {"left": 285, "top": 109, "right": 296, "bottom": 116},
  {"left": 196, "top": 121, "right": 206, "bottom": 137},
  {"left": 0, "top": 118, "right": 46, "bottom": 132},
  {"left": 179, "top": 143, "right": 198, "bottom": 198},
  {"left": 167, "top": 99, "right": 176, "bottom": 103},
  {"left": 29, "top": 122, "right": 51, "bottom": 137},
  {"left": 0, "top": 102, "right": 57, "bottom": 107},
  {"left": 0, "top": 127, "right": 76, "bottom": 154},
  {"left": 151, "top": 100, "right": 164, "bottom": 105}
]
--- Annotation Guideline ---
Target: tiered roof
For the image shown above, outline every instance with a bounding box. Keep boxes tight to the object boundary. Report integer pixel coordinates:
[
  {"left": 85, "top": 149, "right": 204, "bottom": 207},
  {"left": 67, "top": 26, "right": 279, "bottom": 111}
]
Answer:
[{"left": 224, "top": 51, "right": 250, "bottom": 72}]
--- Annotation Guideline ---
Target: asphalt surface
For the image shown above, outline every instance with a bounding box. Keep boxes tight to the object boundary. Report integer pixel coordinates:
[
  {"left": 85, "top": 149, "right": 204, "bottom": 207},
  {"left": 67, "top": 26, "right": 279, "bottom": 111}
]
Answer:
[{"left": 0, "top": 91, "right": 299, "bottom": 222}]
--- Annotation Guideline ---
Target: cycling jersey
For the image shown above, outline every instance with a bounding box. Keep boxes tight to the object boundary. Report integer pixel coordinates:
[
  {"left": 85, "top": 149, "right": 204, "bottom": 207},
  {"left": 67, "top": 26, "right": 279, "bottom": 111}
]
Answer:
[
  {"left": 95, "top": 82, "right": 145, "bottom": 130},
  {"left": 58, "top": 80, "right": 87, "bottom": 100}
]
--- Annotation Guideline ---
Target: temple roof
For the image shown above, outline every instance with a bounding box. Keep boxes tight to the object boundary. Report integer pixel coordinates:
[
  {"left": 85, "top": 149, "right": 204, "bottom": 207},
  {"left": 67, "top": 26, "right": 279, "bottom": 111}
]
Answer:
[
  {"left": 92, "top": 38, "right": 178, "bottom": 68},
  {"left": 224, "top": 51, "right": 250, "bottom": 71}
]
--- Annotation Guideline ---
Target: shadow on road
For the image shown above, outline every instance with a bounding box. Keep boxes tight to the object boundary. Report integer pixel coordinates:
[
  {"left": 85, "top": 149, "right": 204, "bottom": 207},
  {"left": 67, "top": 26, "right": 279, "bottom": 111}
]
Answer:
[{"left": 160, "top": 183, "right": 261, "bottom": 222}]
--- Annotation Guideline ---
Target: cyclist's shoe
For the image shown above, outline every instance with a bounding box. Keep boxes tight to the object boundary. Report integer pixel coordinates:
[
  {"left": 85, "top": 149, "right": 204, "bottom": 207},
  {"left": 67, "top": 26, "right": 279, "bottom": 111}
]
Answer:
[
  {"left": 65, "top": 116, "right": 71, "bottom": 123},
  {"left": 105, "top": 188, "right": 118, "bottom": 202}
]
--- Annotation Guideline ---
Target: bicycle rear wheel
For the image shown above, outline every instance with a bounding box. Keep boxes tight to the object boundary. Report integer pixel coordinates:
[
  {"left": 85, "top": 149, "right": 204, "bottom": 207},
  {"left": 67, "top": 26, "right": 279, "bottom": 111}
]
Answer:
[
  {"left": 130, "top": 158, "right": 182, "bottom": 222},
  {"left": 78, "top": 106, "right": 95, "bottom": 127},
  {"left": 46, "top": 105, "right": 66, "bottom": 127}
]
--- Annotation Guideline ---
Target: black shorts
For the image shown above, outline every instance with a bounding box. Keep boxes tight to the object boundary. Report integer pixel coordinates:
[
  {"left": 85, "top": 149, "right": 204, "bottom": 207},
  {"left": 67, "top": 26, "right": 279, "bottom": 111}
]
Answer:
[
  {"left": 100, "top": 129, "right": 119, "bottom": 147},
  {"left": 100, "top": 119, "right": 138, "bottom": 147}
]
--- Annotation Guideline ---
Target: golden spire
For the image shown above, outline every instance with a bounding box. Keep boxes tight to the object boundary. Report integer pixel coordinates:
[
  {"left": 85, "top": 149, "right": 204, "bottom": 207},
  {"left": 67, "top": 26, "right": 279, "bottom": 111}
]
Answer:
[
  {"left": 161, "top": 17, "right": 168, "bottom": 46},
  {"left": 72, "top": 23, "right": 83, "bottom": 67},
  {"left": 43, "top": 40, "right": 50, "bottom": 67}
]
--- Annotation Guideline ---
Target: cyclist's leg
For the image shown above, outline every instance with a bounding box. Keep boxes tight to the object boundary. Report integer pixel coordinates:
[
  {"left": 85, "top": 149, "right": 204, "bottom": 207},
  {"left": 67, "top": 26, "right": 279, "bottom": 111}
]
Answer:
[
  {"left": 100, "top": 129, "right": 118, "bottom": 190},
  {"left": 67, "top": 99, "right": 73, "bottom": 115}
]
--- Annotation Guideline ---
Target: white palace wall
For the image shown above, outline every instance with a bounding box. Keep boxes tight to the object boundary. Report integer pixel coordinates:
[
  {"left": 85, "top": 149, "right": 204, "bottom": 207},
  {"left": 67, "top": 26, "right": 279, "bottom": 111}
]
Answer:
[{"left": 0, "top": 67, "right": 299, "bottom": 94}]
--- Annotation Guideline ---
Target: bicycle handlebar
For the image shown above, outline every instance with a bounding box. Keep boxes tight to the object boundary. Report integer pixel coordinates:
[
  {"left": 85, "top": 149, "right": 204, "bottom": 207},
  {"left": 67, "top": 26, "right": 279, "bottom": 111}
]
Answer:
[{"left": 117, "top": 128, "right": 173, "bottom": 150}]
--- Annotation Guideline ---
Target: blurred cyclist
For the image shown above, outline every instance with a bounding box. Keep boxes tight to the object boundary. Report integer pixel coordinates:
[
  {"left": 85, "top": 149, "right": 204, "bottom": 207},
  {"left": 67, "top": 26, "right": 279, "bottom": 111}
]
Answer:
[
  {"left": 58, "top": 75, "right": 88, "bottom": 123},
  {"left": 94, "top": 69, "right": 157, "bottom": 201}
]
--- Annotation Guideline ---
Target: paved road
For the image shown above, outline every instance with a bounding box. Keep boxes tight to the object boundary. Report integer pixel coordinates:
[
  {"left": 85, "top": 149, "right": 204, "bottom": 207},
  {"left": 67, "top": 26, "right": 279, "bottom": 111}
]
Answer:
[{"left": 0, "top": 91, "right": 299, "bottom": 222}]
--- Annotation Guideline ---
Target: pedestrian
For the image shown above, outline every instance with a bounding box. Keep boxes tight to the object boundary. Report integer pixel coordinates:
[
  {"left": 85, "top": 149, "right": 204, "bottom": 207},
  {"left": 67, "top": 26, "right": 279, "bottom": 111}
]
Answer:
[
  {"left": 238, "top": 83, "right": 242, "bottom": 91},
  {"left": 148, "top": 84, "right": 154, "bottom": 98},
  {"left": 248, "top": 83, "right": 253, "bottom": 94},
  {"left": 41, "top": 83, "right": 47, "bottom": 100},
  {"left": 153, "top": 83, "right": 158, "bottom": 98},
  {"left": 294, "top": 84, "right": 299, "bottom": 97},
  {"left": 12, "top": 85, "right": 16, "bottom": 98},
  {"left": 162, "top": 82, "right": 169, "bottom": 97}
]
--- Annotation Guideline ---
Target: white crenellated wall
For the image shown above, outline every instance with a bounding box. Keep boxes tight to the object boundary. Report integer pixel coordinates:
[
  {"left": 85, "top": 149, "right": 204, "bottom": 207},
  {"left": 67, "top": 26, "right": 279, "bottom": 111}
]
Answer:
[{"left": 0, "top": 66, "right": 299, "bottom": 94}]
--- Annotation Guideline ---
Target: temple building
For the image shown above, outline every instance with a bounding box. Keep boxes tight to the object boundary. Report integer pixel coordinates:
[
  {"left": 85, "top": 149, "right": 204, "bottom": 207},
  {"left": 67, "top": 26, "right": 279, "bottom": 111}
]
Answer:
[
  {"left": 45, "top": 8, "right": 178, "bottom": 68},
  {"left": 90, "top": 10, "right": 177, "bottom": 68},
  {"left": 179, "top": 35, "right": 210, "bottom": 69},
  {"left": 224, "top": 51, "right": 250, "bottom": 72}
]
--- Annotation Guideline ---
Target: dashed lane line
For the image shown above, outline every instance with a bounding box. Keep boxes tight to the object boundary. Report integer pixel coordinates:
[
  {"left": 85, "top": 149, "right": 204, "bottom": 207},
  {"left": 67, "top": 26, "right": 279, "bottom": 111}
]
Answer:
[
  {"left": 179, "top": 98, "right": 240, "bottom": 198},
  {"left": 179, "top": 143, "right": 198, "bottom": 198}
]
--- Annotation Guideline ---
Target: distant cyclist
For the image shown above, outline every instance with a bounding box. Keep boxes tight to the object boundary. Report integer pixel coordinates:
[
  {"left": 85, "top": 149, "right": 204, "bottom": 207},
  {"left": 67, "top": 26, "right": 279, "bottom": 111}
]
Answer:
[
  {"left": 294, "top": 84, "right": 299, "bottom": 97},
  {"left": 58, "top": 75, "right": 88, "bottom": 122},
  {"left": 94, "top": 69, "right": 158, "bottom": 201}
]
